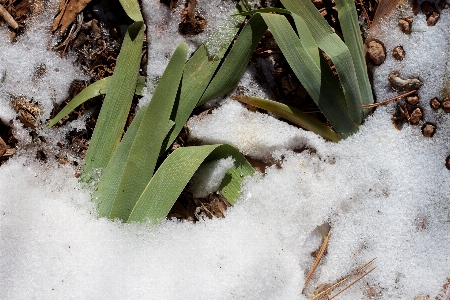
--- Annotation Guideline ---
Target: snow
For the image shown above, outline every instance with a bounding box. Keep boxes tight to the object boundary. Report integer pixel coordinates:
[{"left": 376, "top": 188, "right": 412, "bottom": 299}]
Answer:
[{"left": 1, "top": 0, "right": 450, "bottom": 299}]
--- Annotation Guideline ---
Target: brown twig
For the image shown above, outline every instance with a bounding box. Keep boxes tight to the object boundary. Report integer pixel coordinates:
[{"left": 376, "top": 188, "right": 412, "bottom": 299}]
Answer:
[
  {"left": 302, "top": 227, "right": 331, "bottom": 293},
  {"left": 358, "top": 0, "right": 371, "bottom": 28},
  {"left": 362, "top": 90, "right": 418, "bottom": 109},
  {"left": 0, "top": 3, "right": 18, "bottom": 29}
]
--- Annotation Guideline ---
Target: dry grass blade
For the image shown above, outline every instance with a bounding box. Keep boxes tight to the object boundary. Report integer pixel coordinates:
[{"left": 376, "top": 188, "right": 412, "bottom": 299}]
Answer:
[
  {"left": 311, "top": 257, "right": 377, "bottom": 300},
  {"left": 303, "top": 228, "right": 331, "bottom": 293},
  {"left": 328, "top": 266, "right": 377, "bottom": 299}
]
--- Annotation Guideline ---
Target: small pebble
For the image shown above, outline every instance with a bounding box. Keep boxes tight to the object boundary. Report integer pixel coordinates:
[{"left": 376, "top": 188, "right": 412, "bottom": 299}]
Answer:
[
  {"left": 367, "top": 40, "right": 386, "bottom": 65},
  {"left": 409, "top": 107, "right": 423, "bottom": 125},
  {"left": 442, "top": 97, "right": 450, "bottom": 113},
  {"left": 430, "top": 97, "right": 441, "bottom": 110},
  {"left": 406, "top": 95, "right": 419, "bottom": 105},
  {"left": 427, "top": 11, "right": 440, "bottom": 26},
  {"left": 421, "top": 123, "right": 436, "bottom": 137},
  {"left": 398, "top": 17, "right": 413, "bottom": 34},
  {"left": 392, "top": 46, "right": 405, "bottom": 61},
  {"left": 446, "top": 155, "right": 450, "bottom": 170}
]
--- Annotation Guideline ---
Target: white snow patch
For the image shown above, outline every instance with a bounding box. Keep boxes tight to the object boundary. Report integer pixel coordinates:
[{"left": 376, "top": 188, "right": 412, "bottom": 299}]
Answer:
[
  {"left": 189, "top": 156, "right": 235, "bottom": 198},
  {"left": 0, "top": 1, "right": 450, "bottom": 299}
]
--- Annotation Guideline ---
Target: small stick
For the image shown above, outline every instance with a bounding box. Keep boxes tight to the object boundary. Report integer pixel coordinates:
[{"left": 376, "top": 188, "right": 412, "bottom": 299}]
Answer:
[
  {"left": 302, "top": 227, "right": 331, "bottom": 293},
  {"left": 358, "top": 0, "right": 371, "bottom": 28},
  {"left": 0, "top": 4, "right": 18, "bottom": 29},
  {"left": 362, "top": 90, "right": 418, "bottom": 109}
]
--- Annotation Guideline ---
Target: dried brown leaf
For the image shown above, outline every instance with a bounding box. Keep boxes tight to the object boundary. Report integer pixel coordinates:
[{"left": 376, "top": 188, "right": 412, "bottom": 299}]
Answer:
[{"left": 52, "top": 0, "right": 91, "bottom": 33}]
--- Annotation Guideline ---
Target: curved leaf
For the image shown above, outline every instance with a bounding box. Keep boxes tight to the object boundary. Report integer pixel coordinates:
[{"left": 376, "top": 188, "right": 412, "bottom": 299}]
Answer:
[
  {"left": 47, "top": 76, "right": 146, "bottom": 128},
  {"left": 127, "top": 144, "right": 255, "bottom": 223},
  {"left": 231, "top": 95, "right": 341, "bottom": 142},
  {"left": 281, "top": 0, "right": 363, "bottom": 124},
  {"left": 83, "top": 21, "right": 145, "bottom": 178}
]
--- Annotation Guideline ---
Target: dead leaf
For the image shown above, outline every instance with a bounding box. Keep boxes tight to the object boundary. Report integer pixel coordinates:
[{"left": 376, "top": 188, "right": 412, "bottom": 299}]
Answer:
[
  {"left": 0, "top": 136, "right": 6, "bottom": 156},
  {"left": 371, "top": 0, "right": 401, "bottom": 35},
  {"left": 52, "top": 0, "right": 91, "bottom": 33}
]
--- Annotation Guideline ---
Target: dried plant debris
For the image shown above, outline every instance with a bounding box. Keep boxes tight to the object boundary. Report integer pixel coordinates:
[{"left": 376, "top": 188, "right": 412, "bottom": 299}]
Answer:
[
  {"left": 0, "top": 119, "right": 17, "bottom": 164},
  {"left": 52, "top": 0, "right": 92, "bottom": 34},
  {"left": 167, "top": 191, "right": 231, "bottom": 222},
  {"left": 405, "top": 94, "right": 419, "bottom": 105},
  {"left": 178, "top": 0, "right": 206, "bottom": 36},
  {"left": 366, "top": 40, "right": 386, "bottom": 66},
  {"left": 398, "top": 16, "right": 413, "bottom": 34},
  {"left": 430, "top": 97, "right": 441, "bottom": 110},
  {"left": 409, "top": 107, "right": 423, "bottom": 125},
  {"left": 421, "top": 122, "right": 436, "bottom": 137},
  {"left": 392, "top": 45, "right": 405, "bottom": 61},
  {"left": 388, "top": 71, "right": 422, "bottom": 91},
  {"left": 11, "top": 95, "right": 43, "bottom": 128},
  {"left": 442, "top": 97, "right": 450, "bottom": 113},
  {"left": 420, "top": 1, "right": 440, "bottom": 26}
]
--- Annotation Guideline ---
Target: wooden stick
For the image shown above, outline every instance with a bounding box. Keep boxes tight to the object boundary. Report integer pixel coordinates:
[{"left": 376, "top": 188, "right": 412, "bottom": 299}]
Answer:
[{"left": 0, "top": 4, "right": 18, "bottom": 29}]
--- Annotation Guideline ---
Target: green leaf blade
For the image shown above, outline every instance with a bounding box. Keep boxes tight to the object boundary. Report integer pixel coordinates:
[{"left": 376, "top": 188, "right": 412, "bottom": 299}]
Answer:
[
  {"left": 83, "top": 21, "right": 145, "bottom": 178},
  {"left": 335, "top": 0, "right": 374, "bottom": 113},
  {"left": 281, "top": 0, "right": 363, "bottom": 125},
  {"left": 162, "top": 12, "right": 246, "bottom": 151},
  {"left": 47, "top": 76, "right": 146, "bottom": 128},
  {"left": 260, "top": 13, "right": 357, "bottom": 138},
  {"left": 108, "top": 43, "right": 189, "bottom": 221},
  {"left": 198, "top": 13, "right": 267, "bottom": 106}
]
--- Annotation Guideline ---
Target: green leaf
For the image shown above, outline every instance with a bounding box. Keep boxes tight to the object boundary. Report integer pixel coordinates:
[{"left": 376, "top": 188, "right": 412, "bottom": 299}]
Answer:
[
  {"left": 334, "top": 0, "right": 374, "bottom": 113},
  {"left": 231, "top": 95, "right": 341, "bottom": 142},
  {"left": 162, "top": 12, "right": 246, "bottom": 151},
  {"left": 127, "top": 144, "right": 255, "bottom": 223},
  {"left": 93, "top": 105, "right": 175, "bottom": 218},
  {"left": 93, "top": 106, "right": 146, "bottom": 217},
  {"left": 47, "top": 76, "right": 146, "bottom": 128},
  {"left": 108, "top": 43, "right": 189, "bottom": 221},
  {"left": 233, "top": 7, "right": 291, "bottom": 16},
  {"left": 119, "top": 0, "right": 143, "bottom": 22},
  {"left": 260, "top": 13, "right": 357, "bottom": 138},
  {"left": 83, "top": 21, "right": 145, "bottom": 178},
  {"left": 198, "top": 13, "right": 267, "bottom": 106},
  {"left": 281, "top": 0, "right": 363, "bottom": 125}
]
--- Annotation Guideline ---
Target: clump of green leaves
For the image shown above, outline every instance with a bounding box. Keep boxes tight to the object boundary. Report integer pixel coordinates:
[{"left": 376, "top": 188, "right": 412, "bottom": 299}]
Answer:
[
  {"left": 228, "top": 0, "right": 374, "bottom": 140},
  {"left": 49, "top": 0, "right": 255, "bottom": 223},
  {"left": 49, "top": 0, "right": 374, "bottom": 222}
]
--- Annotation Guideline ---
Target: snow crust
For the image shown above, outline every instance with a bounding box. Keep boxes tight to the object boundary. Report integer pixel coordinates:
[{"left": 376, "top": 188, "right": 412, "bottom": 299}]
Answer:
[{"left": 1, "top": 0, "right": 450, "bottom": 299}]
